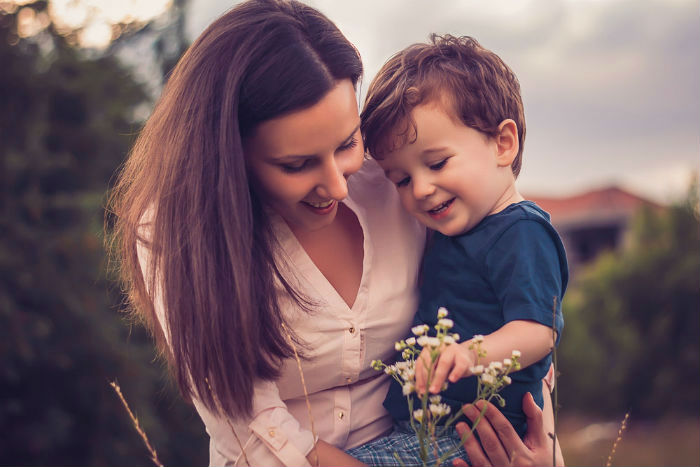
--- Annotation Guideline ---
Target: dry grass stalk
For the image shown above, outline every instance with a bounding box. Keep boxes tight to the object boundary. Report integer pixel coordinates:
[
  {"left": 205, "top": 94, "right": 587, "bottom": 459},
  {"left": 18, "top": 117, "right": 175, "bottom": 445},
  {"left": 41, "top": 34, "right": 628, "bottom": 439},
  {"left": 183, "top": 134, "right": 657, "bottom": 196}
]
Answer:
[
  {"left": 109, "top": 381, "right": 164, "bottom": 467},
  {"left": 605, "top": 412, "right": 630, "bottom": 467},
  {"left": 204, "top": 378, "right": 251, "bottom": 467},
  {"left": 281, "top": 322, "right": 319, "bottom": 467},
  {"left": 551, "top": 297, "right": 559, "bottom": 467}
]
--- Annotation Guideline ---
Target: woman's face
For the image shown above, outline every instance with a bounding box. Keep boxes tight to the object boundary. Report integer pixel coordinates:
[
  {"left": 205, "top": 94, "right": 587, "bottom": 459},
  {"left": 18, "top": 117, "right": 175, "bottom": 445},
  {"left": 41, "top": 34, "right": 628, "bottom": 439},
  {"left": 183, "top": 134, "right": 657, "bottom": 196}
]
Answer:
[{"left": 245, "top": 79, "right": 364, "bottom": 233}]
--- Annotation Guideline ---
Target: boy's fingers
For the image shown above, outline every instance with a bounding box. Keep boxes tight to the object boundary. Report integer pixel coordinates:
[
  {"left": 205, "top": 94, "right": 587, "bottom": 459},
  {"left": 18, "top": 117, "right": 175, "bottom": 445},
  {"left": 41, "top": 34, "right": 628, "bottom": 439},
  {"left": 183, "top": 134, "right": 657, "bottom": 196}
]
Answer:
[
  {"left": 415, "top": 365, "right": 425, "bottom": 393},
  {"left": 449, "top": 357, "right": 469, "bottom": 382},
  {"left": 416, "top": 349, "right": 433, "bottom": 394},
  {"left": 429, "top": 352, "right": 453, "bottom": 393}
]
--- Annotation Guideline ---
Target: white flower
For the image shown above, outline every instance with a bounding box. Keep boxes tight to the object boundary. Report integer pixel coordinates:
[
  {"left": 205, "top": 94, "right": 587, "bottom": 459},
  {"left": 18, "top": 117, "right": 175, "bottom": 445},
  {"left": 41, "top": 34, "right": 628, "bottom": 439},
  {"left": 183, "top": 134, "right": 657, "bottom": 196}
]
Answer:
[
  {"left": 413, "top": 409, "right": 424, "bottom": 422},
  {"left": 395, "top": 342, "right": 405, "bottom": 351},
  {"left": 384, "top": 365, "right": 396, "bottom": 375},
  {"left": 426, "top": 337, "right": 441, "bottom": 348},
  {"left": 503, "top": 358, "right": 512, "bottom": 367},
  {"left": 429, "top": 395, "right": 442, "bottom": 404},
  {"left": 502, "top": 375, "right": 512, "bottom": 385},
  {"left": 437, "top": 318, "right": 454, "bottom": 329},
  {"left": 417, "top": 335, "right": 429, "bottom": 347},
  {"left": 481, "top": 373, "right": 496, "bottom": 385},
  {"left": 412, "top": 325, "right": 429, "bottom": 336},
  {"left": 473, "top": 334, "right": 485, "bottom": 343},
  {"left": 429, "top": 403, "right": 451, "bottom": 417},
  {"left": 489, "top": 361, "right": 503, "bottom": 371},
  {"left": 403, "top": 367, "right": 415, "bottom": 380},
  {"left": 452, "top": 333, "right": 460, "bottom": 342},
  {"left": 405, "top": 337, "right": 416, "bottom": 346},
  {"left": 469, "top": 364, "right": 484, "bottom": 375},
  {"left": 511, "top": 350, "right": 521, "bottom": 358},
  {"left": 437, "top": 307, "right": 449, "bottom": 319},
  {"left": 443, "top": 335, "right": 456, "bottom": 345},
  {"left": 402, "top": 382, "right": 415, "bottom": 395}
]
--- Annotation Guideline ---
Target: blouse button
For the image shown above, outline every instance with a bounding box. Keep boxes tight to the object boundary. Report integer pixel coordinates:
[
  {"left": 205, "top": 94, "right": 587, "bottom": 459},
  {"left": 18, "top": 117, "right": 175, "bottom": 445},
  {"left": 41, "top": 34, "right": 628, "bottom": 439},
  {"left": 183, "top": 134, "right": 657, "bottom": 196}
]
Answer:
[
  {"left": 338, "top": 411, "right": 345, "bottom": 420},
  {"left": 268, "top": 429, "right": 276, "bottom": 437},
  {"left": 348, "top": 326, "right": 356, "bottom": 334}
]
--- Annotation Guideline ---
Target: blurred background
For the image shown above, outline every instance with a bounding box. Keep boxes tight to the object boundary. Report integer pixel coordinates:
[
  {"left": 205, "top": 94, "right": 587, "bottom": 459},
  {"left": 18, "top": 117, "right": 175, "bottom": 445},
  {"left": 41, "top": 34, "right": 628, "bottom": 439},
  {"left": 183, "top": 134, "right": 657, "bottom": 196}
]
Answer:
[{"left": 1, "top": 0, "right": 698, "bottom": 465}]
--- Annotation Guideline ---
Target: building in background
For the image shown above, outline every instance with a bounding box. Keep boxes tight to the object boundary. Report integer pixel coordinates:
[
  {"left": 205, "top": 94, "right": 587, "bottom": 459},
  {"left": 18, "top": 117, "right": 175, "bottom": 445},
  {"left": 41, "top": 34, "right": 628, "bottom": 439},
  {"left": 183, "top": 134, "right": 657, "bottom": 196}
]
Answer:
[{"left": 528, "top": 186, "right": 662, "bottom": 274}]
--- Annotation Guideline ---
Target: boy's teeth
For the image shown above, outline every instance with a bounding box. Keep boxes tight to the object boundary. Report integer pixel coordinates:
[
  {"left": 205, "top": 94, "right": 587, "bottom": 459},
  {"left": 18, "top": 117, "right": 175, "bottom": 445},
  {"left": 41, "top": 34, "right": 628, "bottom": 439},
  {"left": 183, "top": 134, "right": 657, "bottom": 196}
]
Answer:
[{"left": 429, "top": 201, "right": 449, "bottom": 213}]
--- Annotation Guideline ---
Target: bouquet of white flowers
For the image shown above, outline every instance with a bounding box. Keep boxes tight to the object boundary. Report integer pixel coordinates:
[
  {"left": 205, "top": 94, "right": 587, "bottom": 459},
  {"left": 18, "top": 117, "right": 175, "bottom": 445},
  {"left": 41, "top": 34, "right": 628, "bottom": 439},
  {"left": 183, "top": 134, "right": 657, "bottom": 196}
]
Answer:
[{"left": 371, "top": 307, "right": 521, "bottom": 467}]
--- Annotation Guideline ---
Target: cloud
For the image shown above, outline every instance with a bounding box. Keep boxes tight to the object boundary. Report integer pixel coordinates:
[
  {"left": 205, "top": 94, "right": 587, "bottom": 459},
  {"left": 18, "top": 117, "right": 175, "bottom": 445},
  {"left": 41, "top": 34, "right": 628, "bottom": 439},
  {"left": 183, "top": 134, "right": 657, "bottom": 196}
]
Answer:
[{"left": 186, "top": 0, "right": 699, "bottom": 202}]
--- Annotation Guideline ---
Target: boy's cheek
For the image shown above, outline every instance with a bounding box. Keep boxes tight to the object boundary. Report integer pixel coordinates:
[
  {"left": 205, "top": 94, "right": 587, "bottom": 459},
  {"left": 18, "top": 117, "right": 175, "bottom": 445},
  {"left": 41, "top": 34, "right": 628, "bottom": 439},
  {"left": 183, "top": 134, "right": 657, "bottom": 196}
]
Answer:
[{"left": 398, "top": 192, "right": 418, "bottom": 216}]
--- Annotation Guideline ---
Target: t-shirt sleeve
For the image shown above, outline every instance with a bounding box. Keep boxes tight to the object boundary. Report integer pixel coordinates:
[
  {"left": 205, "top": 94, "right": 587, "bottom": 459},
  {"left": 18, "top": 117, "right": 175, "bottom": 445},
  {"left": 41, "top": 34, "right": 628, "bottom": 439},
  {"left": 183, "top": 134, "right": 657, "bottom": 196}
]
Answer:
[{"left": 484, "top": 219, "right": 565, "bottom": 342}]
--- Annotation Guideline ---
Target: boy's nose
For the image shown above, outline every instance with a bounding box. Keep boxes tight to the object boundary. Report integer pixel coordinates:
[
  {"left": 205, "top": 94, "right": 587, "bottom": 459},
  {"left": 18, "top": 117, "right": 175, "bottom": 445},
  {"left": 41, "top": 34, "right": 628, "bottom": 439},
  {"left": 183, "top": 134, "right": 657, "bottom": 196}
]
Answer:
[{"left": 412, "top": 177, "right": 435, "bottom": 200}]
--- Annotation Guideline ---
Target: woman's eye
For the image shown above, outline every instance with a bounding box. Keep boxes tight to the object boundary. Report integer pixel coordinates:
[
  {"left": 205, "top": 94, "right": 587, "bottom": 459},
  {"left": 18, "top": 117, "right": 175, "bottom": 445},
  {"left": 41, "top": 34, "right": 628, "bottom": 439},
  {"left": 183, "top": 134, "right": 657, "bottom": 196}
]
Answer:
[
  {"left": 280, "top": 160, "right": 309, "bottom": 173},
  {"left": 338, "top": 137, "right": 359, "bottom": 152},
  {"left": 429, "top": 158, "right": 448, "bottom": 170}
]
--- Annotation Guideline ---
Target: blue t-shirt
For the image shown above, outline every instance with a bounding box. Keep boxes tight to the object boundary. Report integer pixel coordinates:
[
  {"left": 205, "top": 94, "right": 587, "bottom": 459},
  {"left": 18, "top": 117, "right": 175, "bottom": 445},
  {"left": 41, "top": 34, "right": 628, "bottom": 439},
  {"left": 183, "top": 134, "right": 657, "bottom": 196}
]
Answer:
[{"left": 383, "top": 201, "right": 568, "bottom": 438}]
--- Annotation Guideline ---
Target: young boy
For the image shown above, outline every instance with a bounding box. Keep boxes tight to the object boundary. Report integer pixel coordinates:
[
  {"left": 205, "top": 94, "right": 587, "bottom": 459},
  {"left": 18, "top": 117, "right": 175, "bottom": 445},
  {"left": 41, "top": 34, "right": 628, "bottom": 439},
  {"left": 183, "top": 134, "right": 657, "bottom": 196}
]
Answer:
[{"left": 355, "top": 35, "right": 568, "bottom": 463}]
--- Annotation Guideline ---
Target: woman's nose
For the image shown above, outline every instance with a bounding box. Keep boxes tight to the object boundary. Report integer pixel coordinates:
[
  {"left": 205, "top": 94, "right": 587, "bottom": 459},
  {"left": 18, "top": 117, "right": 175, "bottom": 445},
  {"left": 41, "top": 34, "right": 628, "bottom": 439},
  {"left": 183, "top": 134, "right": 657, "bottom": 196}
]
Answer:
[{"left": 316, "top": 158, "right": 349, "bottom": 200}]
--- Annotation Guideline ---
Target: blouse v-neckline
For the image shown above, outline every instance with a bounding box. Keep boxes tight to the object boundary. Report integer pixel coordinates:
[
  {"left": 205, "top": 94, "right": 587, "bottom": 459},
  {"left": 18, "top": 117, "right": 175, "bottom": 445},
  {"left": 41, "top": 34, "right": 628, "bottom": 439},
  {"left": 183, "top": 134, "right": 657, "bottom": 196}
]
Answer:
[{"left": 275, "top": 196, "right": 372, "bottom": 314}]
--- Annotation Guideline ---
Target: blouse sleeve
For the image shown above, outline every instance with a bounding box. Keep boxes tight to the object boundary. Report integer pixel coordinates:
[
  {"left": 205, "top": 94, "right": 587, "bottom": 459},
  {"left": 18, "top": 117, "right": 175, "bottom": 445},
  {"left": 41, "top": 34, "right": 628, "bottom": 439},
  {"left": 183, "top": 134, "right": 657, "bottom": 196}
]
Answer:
[
  {"left": 136, "top": 239, "right": 316, "bottom": 467},
  {"left": 193, "top": 381, "right": 316, "bottom": 467}
]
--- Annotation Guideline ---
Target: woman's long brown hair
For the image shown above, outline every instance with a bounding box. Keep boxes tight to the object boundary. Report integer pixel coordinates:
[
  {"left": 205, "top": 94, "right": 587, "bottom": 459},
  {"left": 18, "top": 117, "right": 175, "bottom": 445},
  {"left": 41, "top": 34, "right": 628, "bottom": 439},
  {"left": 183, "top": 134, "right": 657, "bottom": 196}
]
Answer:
[{"left": 107, "top": 0, "right": 362, "bottom": 419}]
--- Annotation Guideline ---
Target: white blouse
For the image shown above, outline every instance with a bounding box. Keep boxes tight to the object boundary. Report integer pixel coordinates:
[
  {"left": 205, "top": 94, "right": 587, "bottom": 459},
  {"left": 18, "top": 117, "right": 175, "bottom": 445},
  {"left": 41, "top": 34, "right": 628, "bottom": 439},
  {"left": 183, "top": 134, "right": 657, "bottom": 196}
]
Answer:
[{"left": 142, "top": 159, "right": 426, "bottom": 466}]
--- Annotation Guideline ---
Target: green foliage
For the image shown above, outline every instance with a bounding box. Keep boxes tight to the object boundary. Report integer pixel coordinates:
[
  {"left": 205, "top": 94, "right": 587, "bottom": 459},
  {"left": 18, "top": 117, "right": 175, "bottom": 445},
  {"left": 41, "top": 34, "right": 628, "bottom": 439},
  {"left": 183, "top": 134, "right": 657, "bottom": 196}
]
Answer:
[
  {"left": 558, "top": 181, "right": 700, "bottom": 418},
  {"left": 0, "top": 5, "right": 207, "bottom": 466}
]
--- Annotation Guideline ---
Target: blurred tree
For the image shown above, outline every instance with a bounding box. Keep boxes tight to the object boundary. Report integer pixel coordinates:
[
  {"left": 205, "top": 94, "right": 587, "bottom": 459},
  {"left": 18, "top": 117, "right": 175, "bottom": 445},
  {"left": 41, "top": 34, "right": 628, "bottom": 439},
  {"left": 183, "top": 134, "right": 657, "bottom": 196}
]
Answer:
[
  {"left": 558, "top": 179, "right": 700, "bottom": 419},
  {"left": 0, "top": 2, "right": 207, "bottom": 466}
]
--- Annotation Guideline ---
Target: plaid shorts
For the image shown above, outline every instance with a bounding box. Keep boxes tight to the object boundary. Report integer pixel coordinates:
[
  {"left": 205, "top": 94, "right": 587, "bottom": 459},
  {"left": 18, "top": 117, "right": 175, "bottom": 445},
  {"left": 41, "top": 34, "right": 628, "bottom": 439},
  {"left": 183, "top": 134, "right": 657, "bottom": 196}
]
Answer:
[{"left": 346, "top": 421, "right": 470, "bottom": 466}]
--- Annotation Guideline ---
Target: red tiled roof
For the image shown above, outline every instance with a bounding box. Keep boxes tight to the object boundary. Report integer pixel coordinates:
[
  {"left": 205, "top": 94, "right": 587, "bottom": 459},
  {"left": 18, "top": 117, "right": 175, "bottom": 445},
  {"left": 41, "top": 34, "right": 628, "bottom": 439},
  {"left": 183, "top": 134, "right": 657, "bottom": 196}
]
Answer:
[{"left": 525, "top": 186, "right": 662, "bottom": 226}]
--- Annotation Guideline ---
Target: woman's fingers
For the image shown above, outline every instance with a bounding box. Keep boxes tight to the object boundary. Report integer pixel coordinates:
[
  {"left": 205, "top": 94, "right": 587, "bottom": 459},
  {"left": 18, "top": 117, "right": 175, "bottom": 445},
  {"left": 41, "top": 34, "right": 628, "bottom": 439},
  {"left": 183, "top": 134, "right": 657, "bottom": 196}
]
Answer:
[
  {"left": 456, "top": 420, "right": 491, "bottom": 467},
  {"left": 521, "top": 392, "right": 546, "bottom": 448},
  {"left": 478, "top": 400, "right": 528, "bottom": 461},
  {"left": 462, "top": 402, "right": 508, "bottom": 465}
]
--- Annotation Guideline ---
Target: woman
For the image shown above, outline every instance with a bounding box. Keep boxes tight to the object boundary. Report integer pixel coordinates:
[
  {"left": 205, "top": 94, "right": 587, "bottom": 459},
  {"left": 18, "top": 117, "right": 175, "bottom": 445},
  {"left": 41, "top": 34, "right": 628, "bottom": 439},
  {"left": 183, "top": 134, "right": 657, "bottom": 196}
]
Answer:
[{"left": 108, "top": 0, "right": 561, "bottom": 465}]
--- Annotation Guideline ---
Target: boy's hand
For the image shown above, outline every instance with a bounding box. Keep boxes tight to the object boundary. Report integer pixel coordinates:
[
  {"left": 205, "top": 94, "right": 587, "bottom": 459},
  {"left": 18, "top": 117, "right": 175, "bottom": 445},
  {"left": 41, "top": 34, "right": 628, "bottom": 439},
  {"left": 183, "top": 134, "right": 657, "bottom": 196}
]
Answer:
[{"left": 415, "top": 342, "right": 477, "bottom": 395}]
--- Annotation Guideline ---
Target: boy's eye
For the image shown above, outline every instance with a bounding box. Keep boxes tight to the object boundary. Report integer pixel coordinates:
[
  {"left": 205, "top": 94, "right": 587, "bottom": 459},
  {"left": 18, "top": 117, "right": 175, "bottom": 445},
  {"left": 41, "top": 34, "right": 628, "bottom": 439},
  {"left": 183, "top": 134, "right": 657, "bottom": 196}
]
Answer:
[
  {"left": 395, "top": 176, "right": 410, "bottom": 188},
  {"left": 429, "top": 158, "right": 448, "bottom": 170}
]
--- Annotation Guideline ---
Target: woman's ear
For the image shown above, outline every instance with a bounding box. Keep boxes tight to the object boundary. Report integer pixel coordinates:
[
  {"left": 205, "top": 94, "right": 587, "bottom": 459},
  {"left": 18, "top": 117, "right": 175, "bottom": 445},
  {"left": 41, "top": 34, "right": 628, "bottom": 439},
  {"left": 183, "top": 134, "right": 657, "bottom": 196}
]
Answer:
[{"left": 495, "top": 119, "right": 519, "bottom": 167}]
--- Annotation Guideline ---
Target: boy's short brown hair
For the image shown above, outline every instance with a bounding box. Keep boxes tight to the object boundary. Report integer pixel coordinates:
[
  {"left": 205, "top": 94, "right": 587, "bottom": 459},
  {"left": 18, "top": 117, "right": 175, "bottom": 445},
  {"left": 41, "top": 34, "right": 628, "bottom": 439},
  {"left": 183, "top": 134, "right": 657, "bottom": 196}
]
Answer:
[{"left": 361, "top": 34, "right": 526, "bottom": 177}]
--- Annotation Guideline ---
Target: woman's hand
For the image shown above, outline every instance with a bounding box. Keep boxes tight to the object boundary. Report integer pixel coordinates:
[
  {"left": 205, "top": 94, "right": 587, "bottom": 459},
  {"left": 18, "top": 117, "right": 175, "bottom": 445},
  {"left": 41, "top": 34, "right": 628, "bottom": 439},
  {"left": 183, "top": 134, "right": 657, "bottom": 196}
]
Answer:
[{"left": 452, "top": 391, "right": 564, "bottom": 467}]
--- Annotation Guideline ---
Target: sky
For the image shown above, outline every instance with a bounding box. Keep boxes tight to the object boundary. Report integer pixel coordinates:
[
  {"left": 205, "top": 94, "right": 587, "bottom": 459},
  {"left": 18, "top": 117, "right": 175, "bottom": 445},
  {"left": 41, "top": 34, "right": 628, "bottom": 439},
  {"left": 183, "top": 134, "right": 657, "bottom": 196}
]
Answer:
[{"left": 184, "top": 0, "right": 699, "bottom": 203}]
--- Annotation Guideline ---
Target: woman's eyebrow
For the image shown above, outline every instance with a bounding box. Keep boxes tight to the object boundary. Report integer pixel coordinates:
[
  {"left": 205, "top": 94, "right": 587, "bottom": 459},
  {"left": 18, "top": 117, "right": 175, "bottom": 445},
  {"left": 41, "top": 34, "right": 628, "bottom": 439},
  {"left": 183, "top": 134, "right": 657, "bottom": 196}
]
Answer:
[{"left": 275, "top": 123, "right": 361, "bottom": 160}]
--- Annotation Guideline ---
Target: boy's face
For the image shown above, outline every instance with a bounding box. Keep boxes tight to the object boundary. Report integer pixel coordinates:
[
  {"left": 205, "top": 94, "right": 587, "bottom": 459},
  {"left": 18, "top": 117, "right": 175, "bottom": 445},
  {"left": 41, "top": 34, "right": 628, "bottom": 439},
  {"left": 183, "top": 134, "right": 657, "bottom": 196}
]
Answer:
[{"left": 376, "top": 101, "right": 521, "bottom": 236}]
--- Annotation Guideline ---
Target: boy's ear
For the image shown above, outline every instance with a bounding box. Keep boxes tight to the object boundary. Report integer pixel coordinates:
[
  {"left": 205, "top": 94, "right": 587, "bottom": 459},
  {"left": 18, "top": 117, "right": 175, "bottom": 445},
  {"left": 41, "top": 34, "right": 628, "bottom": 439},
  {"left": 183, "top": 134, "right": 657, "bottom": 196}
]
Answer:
[{"left": 495, "top": 119, "right": 519, "bottom": 167}]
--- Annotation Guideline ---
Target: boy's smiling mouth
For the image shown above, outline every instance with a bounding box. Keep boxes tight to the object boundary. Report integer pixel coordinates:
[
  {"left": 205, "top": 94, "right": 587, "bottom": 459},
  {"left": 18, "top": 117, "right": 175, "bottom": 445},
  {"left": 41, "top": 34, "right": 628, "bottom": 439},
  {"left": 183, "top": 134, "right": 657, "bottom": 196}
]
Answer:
[{"left": 427, "top": 198, "right": 455, "bottom": 219}]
